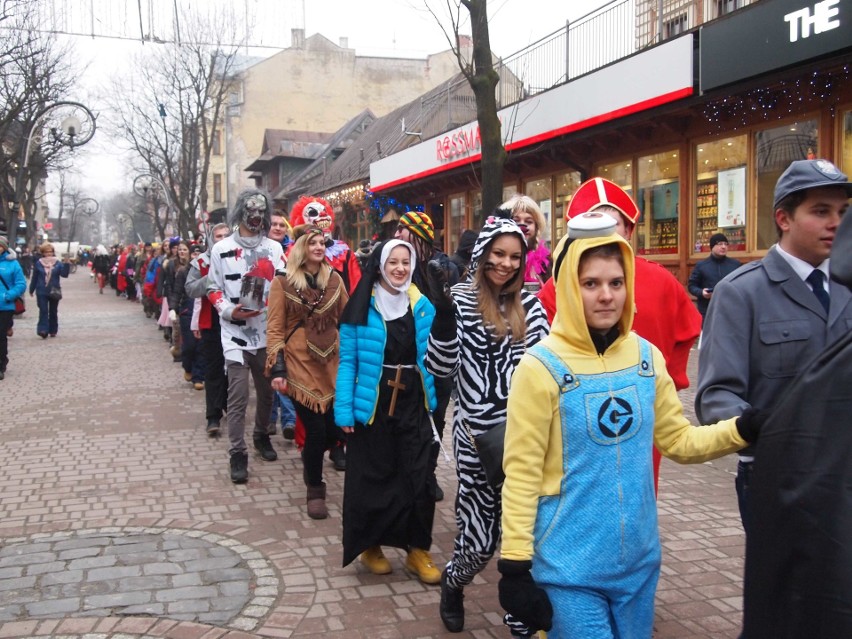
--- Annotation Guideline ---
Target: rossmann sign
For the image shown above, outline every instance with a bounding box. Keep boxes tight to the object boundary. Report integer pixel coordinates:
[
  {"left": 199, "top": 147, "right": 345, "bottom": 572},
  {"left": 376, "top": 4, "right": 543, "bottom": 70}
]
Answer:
[
  {"left": 700, "top": 0, "right": 850, "bottom": 93},
  {"left": 371, "top": 36, "right": 694, "bottom": 193}
]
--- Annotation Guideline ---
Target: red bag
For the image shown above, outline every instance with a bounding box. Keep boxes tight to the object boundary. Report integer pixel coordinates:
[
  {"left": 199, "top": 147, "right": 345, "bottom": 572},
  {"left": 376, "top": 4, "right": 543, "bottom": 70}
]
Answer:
[{"left": 13, "top": 297, "right": 25, "bottom": 315}]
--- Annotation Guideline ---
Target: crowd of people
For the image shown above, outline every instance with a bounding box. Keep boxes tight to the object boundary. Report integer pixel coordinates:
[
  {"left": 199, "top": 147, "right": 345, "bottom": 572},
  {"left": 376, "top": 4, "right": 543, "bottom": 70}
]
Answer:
[{"left": 3, "top": 156, "right": 845, "bottom": 637}]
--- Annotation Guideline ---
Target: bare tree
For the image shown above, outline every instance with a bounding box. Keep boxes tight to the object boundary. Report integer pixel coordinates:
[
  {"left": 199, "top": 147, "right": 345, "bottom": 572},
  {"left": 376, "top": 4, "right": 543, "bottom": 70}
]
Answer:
[
  {"left": 0, "top": 1, "right": 78, "bottom": 246},
  {"left": 101, "top": 3, "right": 243, "bottom": 240},
  {"left": 429, "top": 0, "right": 506, "bottom": 217}
]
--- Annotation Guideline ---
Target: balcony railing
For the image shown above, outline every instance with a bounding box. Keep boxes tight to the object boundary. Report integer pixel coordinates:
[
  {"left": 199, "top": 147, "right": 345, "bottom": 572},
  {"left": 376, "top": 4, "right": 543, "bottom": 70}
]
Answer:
[{"left": 420, "top": 0, "right": 760, "bottom": 139}]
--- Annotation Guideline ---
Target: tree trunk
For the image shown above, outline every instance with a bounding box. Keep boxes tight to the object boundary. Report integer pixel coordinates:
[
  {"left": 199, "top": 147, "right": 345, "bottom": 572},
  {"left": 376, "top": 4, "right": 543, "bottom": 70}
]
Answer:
[{"left": 463, "top": 0, "right": 506, "bottom": 218}]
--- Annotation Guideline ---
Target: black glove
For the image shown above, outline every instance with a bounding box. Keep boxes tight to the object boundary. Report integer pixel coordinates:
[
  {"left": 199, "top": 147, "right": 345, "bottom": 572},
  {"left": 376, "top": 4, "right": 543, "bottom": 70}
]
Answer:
[
  {"left": 497, "top": 559, "right": 553, "bottom": 632},
  {"left": 269, "top": 350, "right": 287, "bottom": 378},
  {"left": 735, "top": 407, "right": 772, "bottom": 443},
  {"left": 425, "top": 260, "right": 454, "bottom": 312}
]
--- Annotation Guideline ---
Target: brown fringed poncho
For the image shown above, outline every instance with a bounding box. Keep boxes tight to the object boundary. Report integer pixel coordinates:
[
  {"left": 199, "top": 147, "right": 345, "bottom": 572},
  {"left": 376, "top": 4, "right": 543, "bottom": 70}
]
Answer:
[{"left": 265, "top": 271, "right": 348, "bottom": 413}]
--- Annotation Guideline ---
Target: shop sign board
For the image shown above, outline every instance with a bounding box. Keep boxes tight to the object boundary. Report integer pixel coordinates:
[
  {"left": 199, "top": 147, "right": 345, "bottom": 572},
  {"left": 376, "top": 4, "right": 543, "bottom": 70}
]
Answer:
[
  {"left": 371, "top": 36, "right": 694, "bottom": 193},
  {"left": 700, "top": 0, "right": 849, "bottom": 93}
]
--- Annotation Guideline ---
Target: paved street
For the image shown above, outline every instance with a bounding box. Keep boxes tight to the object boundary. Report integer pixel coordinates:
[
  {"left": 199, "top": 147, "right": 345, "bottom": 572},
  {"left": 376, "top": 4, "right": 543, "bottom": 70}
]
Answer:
[{"left": 0, "top": 270, "right": 744, "bottom": 639}]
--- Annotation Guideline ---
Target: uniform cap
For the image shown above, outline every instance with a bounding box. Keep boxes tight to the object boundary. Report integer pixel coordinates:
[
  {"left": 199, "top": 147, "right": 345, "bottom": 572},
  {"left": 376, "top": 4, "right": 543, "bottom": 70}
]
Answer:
[{"left": 773, "top": 159, "right": 852, "bottom": 208}]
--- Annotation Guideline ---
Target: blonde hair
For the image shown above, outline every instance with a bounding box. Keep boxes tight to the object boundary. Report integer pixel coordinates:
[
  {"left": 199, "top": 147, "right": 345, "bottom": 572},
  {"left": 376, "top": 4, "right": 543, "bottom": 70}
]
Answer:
[
  {"left": 473, "top": 237, "right": 527, "bottom": 341},
  {"left": 503, "top": 194, "right": 545, "bottom": 249},
  {"left": 39, "top": 242, "right": 55, "bottom": 254},
  {"left": 286, "top": 230, "right": 332, "bottom": 291}
]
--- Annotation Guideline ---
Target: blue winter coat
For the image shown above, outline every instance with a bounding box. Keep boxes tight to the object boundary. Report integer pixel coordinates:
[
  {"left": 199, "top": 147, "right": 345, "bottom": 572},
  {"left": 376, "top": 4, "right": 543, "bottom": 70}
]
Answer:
[
  {"left": 335, "top": 286, "right": 437, "bottom": 427},
  {"left": 29, "top": 259, "right": 70, "bottom": 296},
  {"left": 0, "top": 251, "right": 26, "bottom": 312}
]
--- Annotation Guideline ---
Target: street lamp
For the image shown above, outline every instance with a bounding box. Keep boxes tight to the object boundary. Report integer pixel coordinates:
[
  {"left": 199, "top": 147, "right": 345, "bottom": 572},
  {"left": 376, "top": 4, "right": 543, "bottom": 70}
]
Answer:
[
  {"left": 9, "top": 101, "right": 96, "bottom": 248},
  {"left": 133, "top": 173, "right": 175, "bottom": 238},
  {"left": 64, "top": 197, "right": 99, "bottom": 255}
]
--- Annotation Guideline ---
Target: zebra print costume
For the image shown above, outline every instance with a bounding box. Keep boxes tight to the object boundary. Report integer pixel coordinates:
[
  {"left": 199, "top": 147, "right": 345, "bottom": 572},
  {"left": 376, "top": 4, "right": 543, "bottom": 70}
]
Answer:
[{"left": 426, "top": 281, "right": 549, "bottom": 590}]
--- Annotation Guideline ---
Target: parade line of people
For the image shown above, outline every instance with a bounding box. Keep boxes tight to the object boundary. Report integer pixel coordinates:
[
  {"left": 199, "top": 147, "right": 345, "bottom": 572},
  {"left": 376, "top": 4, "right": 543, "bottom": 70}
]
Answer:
[{"left": 31, "top": 158, "right": 845, "bottom": 638}]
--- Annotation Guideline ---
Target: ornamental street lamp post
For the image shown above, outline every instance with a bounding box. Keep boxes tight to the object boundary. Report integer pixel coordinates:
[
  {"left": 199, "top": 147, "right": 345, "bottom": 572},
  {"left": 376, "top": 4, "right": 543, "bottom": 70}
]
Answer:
[
  {"left": 133, "top": 173, "right": 174, "bottom": 240},
  {"left": 65, "top": 197, "right": 99, "bottom": 255},
  {"left": 9, "top": 101, "right": 96, "bottom": 249}
]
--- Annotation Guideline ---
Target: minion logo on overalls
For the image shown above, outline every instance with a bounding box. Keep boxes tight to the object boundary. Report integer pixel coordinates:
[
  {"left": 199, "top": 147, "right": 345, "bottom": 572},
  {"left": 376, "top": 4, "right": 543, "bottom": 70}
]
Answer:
[{"left": 597, "top": 396, "right": 634, "bottom": 437}]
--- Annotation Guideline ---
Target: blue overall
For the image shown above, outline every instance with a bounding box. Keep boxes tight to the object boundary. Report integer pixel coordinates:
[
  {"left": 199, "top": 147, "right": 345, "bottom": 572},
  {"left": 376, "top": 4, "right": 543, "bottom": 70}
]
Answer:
[{"left": 528, "top": 339, "right": 660, "bottom": 639}]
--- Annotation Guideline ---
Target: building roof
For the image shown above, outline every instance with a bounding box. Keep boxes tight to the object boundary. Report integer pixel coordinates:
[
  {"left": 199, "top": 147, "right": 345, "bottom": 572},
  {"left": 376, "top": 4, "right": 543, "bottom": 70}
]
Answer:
[
  {"left": 244, "top": 129, "right": 334, "bottom": 171},
  {"left": 291, "top": 71, "right": 477, "bottom": 197}
]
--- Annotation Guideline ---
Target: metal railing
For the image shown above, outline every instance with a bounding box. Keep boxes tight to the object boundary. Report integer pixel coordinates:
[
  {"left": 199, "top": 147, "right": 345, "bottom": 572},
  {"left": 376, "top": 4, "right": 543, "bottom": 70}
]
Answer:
[{"left": 421, "top": 0, "right": 760, "bottom": 137}]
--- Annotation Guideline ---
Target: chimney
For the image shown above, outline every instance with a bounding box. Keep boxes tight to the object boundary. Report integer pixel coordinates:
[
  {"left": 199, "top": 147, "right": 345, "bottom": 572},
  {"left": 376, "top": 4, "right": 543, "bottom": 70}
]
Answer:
[
  {"left": 291, "top": 28, "right": 305, "bottom": 49},
  {"left": 339, "top": 37, "right": 349, "bottom": 49}
]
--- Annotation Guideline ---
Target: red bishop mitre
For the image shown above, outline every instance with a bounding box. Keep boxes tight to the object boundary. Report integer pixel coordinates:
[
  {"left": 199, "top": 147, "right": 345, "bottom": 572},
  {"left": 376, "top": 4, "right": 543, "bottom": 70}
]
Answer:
[{"left": 565, "top": 177, "right": 640, "bottom": 225}]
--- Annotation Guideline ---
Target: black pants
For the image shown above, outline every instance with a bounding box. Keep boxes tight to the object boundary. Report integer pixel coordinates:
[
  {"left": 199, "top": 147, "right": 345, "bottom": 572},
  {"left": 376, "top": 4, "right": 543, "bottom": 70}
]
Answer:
[
  {"left": 200, "top": 325, "right": 226, "bottom": 421},
  {"left": 0, "top": 310, "right": 12, "bottom": 371},
  {"left": 293, "top": 399, "right": 339, "bottom": 487}
]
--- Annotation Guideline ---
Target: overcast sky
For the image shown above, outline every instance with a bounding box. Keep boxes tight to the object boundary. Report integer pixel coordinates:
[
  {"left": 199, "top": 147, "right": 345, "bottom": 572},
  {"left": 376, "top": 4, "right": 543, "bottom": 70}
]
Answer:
[{"left": 54, "top": 0, "right": 611, "bottom": 207}]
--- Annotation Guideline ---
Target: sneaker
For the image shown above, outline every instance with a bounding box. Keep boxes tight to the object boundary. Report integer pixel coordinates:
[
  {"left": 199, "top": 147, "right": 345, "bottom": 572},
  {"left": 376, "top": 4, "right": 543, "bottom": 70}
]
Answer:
[
  {"left": 329, "top": 445, "right": 346, "bottom": 471},
  {"left": 360, "top": 546, "right": 392, "bottom": 575},
  {"left": 206, "top": 419, "right": 220, "bottom": 437},
  {"left": 282, "top": 423, "right": 296, "bottom": 440},
  {"left": 253, "top": 434, "right": 278, "bottom": 462},
  {"left": 440, "top": 568, "right": 465, "bottom": 632},
  {"left": 230, "top": 452, "right": 248, "bottom": 484},
  {"left": 405, "top": 548, "right": 441, "bottom": 584}
]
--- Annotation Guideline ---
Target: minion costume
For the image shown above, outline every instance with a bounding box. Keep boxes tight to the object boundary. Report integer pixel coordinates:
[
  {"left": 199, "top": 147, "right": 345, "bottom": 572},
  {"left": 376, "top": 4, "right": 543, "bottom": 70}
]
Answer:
[{"left": 500, "top": 215, "right": 748, "bottom": 638}]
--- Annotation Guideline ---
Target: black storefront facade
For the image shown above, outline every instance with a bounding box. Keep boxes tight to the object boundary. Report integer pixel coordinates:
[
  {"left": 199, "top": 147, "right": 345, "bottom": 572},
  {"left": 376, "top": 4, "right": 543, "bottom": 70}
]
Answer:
[{"left": 369, "top": 0, "right": 852, "bottom": 282}]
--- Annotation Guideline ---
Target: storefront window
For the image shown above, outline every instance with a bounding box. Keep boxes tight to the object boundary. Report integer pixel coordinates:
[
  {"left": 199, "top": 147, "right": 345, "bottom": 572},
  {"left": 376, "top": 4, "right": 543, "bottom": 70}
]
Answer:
[
  {"left": 694, "top": 135, "right": 748, "bottom": 253},
  {"left": 448, "top": 193, "right": 465, "bottom": 254},
  {"left": 553, "top": 171, "right": 582, "bottom": 242},
  {"left": 524, "top": 177, "right": 553, "bottom": 249},
  {"left": 841, "top": 109, "right": 852, "bottom": 176},
  {"left": 636, "top": 150, "right": 680, "bottom": 256},
  {"left": 755, "top": 119, "right": 818, "bottom": 250},
  {"left": 597, "top": 160, "right": 633, "bottom": 197}
]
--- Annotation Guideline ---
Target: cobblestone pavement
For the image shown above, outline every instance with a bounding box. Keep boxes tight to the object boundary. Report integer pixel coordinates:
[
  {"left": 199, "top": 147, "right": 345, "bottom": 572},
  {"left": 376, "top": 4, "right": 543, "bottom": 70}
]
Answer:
[{"left": 0, "top": 272, "right": 744, "bottom": 638}]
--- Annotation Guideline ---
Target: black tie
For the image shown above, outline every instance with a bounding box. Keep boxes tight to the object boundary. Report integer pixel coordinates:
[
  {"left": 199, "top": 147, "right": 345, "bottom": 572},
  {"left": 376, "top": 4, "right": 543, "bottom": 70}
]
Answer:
[{"left": 806, "top": 269, "right": 830, "bottom": 313}]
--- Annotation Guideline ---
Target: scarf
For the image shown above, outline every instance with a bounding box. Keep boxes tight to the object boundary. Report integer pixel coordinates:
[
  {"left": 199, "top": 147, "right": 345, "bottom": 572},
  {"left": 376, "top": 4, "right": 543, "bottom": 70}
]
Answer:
[
  {"left": 373, "top": 239, "right": 415, "bottom": 321},
  {"left": 39, "top": 256, "right": 58, "bottom": 284}
]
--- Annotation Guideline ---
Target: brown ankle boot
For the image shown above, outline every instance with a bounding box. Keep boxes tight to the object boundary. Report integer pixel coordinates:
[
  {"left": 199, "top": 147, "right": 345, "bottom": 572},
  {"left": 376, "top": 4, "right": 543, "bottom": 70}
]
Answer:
[{"left": 306, "top": 483, "right": 328, "bottom": 520}]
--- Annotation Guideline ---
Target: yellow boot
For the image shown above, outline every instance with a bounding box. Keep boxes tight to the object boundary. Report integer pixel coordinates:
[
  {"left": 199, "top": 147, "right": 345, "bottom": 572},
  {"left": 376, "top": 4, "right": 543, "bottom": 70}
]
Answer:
[
  {"left": 405, "top": 548, "right": 441, "bottom": 584},
  {"left": 360, "top": 546, "right": 392, "bottom": 575}
]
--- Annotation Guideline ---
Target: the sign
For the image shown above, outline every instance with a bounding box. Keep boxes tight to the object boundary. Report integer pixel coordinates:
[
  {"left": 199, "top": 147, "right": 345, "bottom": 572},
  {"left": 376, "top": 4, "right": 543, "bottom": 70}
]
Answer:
[
  {"left": 43, "top": 222, "right": 53, "bottom": 230},
  {"left": 717, "top": 167, "right": 747, "bottom": 228},
  {"left": 700, "top": 0, "right": 851, "bottom": 93},
  {"left": 371, "top": 36, "right": 694, "bottom": 192}
]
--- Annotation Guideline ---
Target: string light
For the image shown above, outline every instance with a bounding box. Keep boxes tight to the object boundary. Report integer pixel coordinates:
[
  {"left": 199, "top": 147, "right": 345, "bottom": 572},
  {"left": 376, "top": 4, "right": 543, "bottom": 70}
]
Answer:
[{"left": 702, "top": 65, "right": 850, "bottom": 133}]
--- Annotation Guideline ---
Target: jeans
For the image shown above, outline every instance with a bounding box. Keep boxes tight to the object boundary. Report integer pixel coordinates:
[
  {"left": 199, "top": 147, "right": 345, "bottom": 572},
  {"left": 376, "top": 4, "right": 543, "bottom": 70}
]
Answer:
[
  {"left": 200, "top": 325, "right": 227, "bottom": 422},
  {"left": 0, "top": 310, "right": 12, "bottom": 371},
  {"left": 36, "top": 293, "right": 59, "bottom": 335},
  {"left": 179, "top": 312, "right": 206, "bottom": 383},
  {"left": 270, "top": 391, "right": 296, "bottom": 429},
  {"left": 735, "top": 459, "right": 753, "bottom": 536}
]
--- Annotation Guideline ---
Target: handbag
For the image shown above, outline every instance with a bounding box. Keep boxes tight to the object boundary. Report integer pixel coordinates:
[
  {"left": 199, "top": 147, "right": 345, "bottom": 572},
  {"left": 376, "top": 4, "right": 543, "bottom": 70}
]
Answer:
[
  {"left": 465, "top": 420, "right": 506, "bottom": 490},
  {"left": 48, "top": 286, "right": 63, "bottom": 301},
  {"left": 13, "top": 297, "right": 25, "bottom": 315}
]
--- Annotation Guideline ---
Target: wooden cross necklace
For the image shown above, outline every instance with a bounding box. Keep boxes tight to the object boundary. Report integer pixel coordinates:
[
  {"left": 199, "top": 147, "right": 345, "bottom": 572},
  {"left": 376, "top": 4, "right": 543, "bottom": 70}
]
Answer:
[{"left": 387, "top": 367, "right": 406, "bottom": 417}]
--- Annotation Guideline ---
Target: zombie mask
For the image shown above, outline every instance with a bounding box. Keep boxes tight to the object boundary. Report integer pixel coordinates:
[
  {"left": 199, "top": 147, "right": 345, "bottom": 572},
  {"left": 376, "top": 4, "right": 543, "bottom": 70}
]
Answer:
[{"left": 228, "top": 188, "right": 273, "bottom": 235}]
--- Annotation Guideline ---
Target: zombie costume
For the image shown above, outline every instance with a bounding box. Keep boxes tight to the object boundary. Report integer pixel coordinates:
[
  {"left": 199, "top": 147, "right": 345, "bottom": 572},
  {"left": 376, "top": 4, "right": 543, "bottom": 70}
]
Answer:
[
  {"left": 207, "top": 190, "right": 286, "bottom": 460},
  {"left": 501, "top": 228, "right": 746, "bottom": 639}
]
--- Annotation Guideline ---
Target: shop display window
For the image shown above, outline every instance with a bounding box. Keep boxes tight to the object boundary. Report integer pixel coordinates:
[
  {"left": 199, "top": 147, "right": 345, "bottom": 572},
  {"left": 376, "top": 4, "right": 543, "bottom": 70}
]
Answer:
[
  {"left": 553, "top": 171, "right": 582, "bottom": 242},
  {"left": 448, "top": 193, "right": 465, "bottom": 254},
  {"left": 524, "top": 177, "right": 553, "bottom": 248},
  {"left": 755, "top": 119, "right": 818, "bottom": 250},
  {"left": 694, "top": 135, "right": 748, "bottom": 252},
  {"left": 636, "top": 150, "right": 680, "bottom": 256},
  {"left": 841, "top": 109, "right": 852, "bottom": 177}
]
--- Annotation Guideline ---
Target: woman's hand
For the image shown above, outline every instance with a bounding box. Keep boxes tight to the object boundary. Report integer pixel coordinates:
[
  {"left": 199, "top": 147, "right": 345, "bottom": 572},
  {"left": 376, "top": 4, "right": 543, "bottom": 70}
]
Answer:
[
  {"left": 271, "top": 377, "right": 288, "bottom": 393},
  {"left": 192, "top": 330, "right": 201, "bottom": 339},
  {"left": 341, "top": 426, "right": 354, "bottom": 434}
]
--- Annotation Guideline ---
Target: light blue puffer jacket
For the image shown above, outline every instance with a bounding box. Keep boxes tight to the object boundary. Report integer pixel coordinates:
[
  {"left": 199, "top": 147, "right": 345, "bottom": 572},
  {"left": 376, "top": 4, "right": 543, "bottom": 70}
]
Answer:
[
  {"left": 335, "top": 286, "right": 437, "bottom": 427},
  {"left": 0, "top": 251, "right": 26, "bottom": 312}
]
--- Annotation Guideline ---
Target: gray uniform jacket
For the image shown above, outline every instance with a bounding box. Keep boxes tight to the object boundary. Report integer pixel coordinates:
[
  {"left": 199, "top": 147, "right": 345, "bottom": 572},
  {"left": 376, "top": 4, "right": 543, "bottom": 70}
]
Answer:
[{"left": 696, "top": 246, "right": 852, "bottom": 455}]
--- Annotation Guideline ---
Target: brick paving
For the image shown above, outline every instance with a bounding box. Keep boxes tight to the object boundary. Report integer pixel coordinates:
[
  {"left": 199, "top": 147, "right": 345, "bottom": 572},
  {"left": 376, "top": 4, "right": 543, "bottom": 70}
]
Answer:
[{"left": 0, "top": 271, "right": 745, "bottom": 638}]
